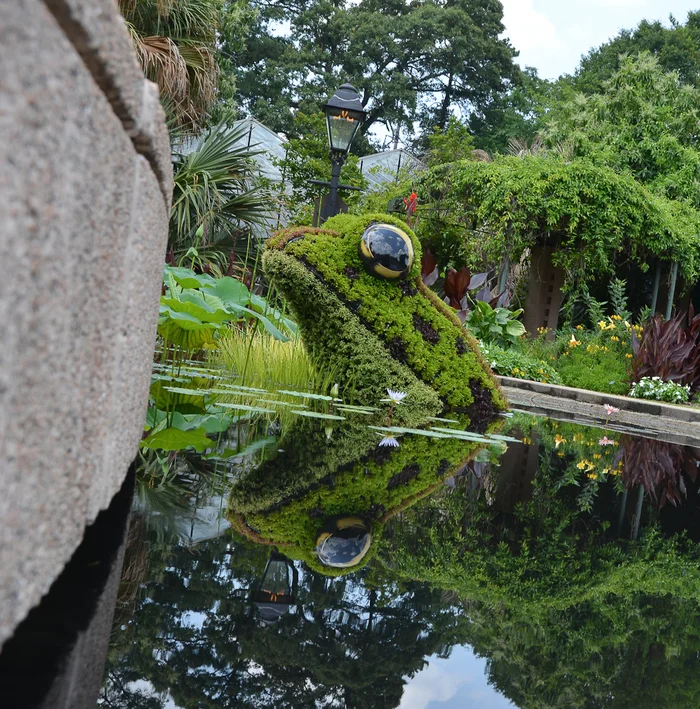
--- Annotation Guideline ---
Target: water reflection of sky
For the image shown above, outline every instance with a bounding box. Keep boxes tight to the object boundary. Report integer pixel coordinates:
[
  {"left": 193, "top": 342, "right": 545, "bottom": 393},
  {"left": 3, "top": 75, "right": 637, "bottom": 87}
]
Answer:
[{"left": 401, "top": 647, "right": 516, "bottom": 709}]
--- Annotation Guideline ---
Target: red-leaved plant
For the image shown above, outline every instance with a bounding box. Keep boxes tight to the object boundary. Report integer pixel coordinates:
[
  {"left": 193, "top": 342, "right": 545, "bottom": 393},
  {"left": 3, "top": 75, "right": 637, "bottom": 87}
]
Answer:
[
  {"left": 616, "top": 437, "right": 700, "bottom": 508},
  {"left": 630, "top": 305, "right": 700, "bottom": 395},
  {"left": 421, "top": 249, "right": 506, "bottom": 322}
]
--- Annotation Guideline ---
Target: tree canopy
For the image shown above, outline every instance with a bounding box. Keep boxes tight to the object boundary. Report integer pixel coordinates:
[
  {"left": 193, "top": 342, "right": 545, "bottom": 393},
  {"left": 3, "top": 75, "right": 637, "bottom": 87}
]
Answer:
[
  {"left": 415, "top": 155, "right": 700, "bottom": 282},
  {"left": 572, "top": 10, "right": 700, "bottom": 93},
  {"left": 229, "top": 0, "right": 521, "bottom": 144},
  {"left": 547, "top": 53, "right": 700, "bottom": 209}
]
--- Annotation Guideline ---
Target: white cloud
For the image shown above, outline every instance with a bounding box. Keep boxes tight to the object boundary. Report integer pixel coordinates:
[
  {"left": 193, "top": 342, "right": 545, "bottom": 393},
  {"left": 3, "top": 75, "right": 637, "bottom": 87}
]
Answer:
[{"left": 500, "top": 0, "right": 564, "bottom": 57}]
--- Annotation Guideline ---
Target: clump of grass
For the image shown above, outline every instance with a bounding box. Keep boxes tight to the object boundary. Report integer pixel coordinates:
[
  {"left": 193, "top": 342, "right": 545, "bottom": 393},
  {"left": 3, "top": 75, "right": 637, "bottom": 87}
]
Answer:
[{"left": 215, "top": 332, "right": 336, "bottom": 394}]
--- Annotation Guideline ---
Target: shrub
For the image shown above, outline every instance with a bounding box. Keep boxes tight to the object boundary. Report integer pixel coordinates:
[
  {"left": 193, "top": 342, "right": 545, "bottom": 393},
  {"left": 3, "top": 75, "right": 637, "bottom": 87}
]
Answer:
[
  {"left": 479, "top": 342, "right": 561, "bottom": 384},
  {"left": 629, "top": 377, "right": 691, "bottom": 404},
  {"left": 466, "top": 301, "right": 526, "bottom": 348}
]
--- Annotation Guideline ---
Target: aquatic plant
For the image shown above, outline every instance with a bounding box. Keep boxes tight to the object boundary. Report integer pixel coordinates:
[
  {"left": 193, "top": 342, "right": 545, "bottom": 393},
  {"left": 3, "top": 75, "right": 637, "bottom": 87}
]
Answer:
[
  {"left": 158, "top": 265, "right": 295, "bottom": 357},
  {"left": 215, "top": 331, "right": 334, "bottom": 396}
]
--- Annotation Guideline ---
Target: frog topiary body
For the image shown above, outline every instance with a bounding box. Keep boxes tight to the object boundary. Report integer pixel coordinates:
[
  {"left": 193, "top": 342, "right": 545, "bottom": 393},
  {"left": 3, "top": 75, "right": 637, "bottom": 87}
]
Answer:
[{"left": 263, "top": 213, "right": 507, "bottom": 422}]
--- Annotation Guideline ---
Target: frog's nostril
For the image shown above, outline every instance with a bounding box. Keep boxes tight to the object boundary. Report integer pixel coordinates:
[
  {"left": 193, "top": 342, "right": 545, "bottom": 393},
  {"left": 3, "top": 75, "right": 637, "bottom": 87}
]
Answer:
[{"left": 359, "top": 223, "right": 414, "bottom": 280}]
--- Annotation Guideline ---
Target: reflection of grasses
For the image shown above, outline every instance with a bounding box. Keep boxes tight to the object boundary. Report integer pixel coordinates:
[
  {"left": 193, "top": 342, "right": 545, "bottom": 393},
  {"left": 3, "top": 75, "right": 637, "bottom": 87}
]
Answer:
[{"left": 215, "top": 331, "right": 336, "bottom": 394}]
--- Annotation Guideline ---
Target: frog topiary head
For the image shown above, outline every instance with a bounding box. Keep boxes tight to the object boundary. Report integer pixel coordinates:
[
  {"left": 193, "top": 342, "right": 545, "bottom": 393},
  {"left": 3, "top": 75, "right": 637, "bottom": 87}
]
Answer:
[{"left": 263, "top": 213, "right": 507, "bottom": 424}]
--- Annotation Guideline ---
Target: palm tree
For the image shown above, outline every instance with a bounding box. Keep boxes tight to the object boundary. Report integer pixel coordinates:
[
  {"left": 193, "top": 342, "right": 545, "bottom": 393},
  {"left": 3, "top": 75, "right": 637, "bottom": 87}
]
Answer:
[
  {"left": 169, "top": 123, "right": 272, "bottom": 271},
  {"left": 119, "top": 0, "right": 221, "bottom": 130}
]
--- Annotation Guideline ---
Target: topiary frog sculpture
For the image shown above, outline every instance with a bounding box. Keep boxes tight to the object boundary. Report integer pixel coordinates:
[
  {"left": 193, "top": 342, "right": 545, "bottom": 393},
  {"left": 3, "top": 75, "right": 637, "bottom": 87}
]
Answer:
[{"left": 263, "top": 213, "right": 507, "bottom": 423}]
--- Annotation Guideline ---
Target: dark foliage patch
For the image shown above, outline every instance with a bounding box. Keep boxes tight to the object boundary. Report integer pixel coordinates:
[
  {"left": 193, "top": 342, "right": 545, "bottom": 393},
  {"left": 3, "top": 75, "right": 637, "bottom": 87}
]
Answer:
[
  {"left": 412, "top": 313, "right": 440, "bottom": 344},
  {"left": 388, "top": 463, "right": 421, "bottom": 489},
  {"left": 388, "top": 337, "right": 409, "bottom": 364},
  {"left": 437, "top": 459, "right": 451, "bottom": 476},
  {"left": 345, "top": 266, "right": 360, "bottom": 280},
  {"left": 465, "top": 382, "right": 498, "bottom": 433},
  {"left": 370, "top": 445, "right": 396, "bottom": 465},
  {"left": 365, "top": 502, "right": 387, "bottom": 519},
  {"left": 399, "top": 280, "right": 418, "bottom": 297},
  {"left": 456, "top": 337, "right": 467, "bottom": 355}
]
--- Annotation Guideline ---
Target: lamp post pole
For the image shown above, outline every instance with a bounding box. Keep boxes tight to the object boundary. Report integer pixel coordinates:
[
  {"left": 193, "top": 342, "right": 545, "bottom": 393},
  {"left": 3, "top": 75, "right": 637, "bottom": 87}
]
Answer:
[{"left": 322, "top": 156, "right": 344, "bottom": 223}]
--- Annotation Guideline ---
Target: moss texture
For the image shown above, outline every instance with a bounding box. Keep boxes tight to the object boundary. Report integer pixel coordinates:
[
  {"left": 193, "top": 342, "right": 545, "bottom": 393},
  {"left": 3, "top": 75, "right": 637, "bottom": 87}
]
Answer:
[
  {"left": 228, "top": 417, "right": 491, "bottom": 576},
  {"left": 263, "top": 213, "right": 507, "bottom": 416}
]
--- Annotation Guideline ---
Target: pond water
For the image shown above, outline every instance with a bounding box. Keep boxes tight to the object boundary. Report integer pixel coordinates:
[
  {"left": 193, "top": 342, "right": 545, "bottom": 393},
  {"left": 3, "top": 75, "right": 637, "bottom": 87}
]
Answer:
[{"left": 5, "top": 359, "right": 699, "bottom": 708}]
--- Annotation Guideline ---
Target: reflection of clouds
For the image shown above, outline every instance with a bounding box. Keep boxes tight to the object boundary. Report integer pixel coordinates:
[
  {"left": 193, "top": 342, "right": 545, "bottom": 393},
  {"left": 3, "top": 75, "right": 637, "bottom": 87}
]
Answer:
[
  {"left": 124, "top": 680, "right": 183, "bottom": 709},
  {"left": 399, "top": 646, "right": 515, "bottom": 709}
]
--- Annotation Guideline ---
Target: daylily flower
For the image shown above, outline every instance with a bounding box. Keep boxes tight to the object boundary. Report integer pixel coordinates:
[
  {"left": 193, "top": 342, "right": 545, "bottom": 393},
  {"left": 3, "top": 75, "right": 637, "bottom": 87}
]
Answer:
[
  {"left": 598, "top": 436, "right": 616, "bottom": 446},
  {"left": 603, "top": 404, "right": 620, "bottom": 416},
  {"left": 382, "top": 389, "right": 407, "bottom": 405},
  {"left": 554, "top": 434, "right": 566, "bottom": 449},
  {"left": 377, "top": 435, "right": 400, "bottom": 448}
]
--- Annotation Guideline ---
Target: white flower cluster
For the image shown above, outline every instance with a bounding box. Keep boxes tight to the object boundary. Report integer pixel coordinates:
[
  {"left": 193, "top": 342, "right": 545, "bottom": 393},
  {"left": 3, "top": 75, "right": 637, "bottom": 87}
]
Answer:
[{"left": 628, "top": 376, "right": 690, "bottom": 404}]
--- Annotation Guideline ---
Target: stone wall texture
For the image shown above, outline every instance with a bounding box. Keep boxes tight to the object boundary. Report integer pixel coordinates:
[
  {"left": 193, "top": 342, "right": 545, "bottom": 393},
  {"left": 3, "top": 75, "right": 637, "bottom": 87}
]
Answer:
[{"left": 0, "top": 0, "right": 171, "bottom": 648}]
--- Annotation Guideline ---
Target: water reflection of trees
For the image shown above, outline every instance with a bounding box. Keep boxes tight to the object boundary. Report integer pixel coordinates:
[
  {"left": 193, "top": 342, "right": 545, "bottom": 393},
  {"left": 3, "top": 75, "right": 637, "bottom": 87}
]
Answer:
[{"left": 101, "top": 533, "right": 471, "bottom": 709}]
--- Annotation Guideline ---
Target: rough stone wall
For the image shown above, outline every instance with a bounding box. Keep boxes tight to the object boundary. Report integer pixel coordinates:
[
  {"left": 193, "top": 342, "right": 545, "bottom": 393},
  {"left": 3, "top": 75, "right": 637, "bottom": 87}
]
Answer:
[{"left": 0, "top": 0, "right": 171, "bottom": 648}]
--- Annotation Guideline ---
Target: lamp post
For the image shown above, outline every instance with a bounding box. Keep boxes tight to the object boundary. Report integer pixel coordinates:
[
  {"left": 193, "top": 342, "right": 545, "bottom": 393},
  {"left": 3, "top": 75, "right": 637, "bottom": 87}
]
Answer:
[{"left": 319, "top": 83, "right": 366, "bottom": 223}]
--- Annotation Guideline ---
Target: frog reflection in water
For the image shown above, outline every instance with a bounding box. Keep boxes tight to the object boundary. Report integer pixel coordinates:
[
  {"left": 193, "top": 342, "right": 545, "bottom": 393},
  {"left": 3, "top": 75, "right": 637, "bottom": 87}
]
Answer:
[
  {"left": 261, "top": 213, "right": 508, "bottom": 427},
  {"left": 228, "top": 415, "right": 496, "bottom": 575}
]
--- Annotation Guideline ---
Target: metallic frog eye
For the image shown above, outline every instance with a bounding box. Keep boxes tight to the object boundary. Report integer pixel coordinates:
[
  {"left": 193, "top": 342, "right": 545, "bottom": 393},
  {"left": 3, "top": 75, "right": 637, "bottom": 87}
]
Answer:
[{"left": 358, "top": 223, "right": 414, "bottom": 280}]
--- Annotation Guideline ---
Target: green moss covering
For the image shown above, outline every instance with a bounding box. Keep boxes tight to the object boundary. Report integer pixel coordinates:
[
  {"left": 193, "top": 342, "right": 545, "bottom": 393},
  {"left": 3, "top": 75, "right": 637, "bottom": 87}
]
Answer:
[
  {"left": 263, "top": 213, "right": 507, "bottom": 417},
  {"left": 228, "top": 418, "right": 491, "bottom": 576}
]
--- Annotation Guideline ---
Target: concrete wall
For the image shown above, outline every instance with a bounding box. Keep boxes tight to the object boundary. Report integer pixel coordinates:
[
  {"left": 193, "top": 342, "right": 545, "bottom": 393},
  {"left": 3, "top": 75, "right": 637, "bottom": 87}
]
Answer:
[{"left": 0, "top": 0, "right": 171, "bottom": 648}]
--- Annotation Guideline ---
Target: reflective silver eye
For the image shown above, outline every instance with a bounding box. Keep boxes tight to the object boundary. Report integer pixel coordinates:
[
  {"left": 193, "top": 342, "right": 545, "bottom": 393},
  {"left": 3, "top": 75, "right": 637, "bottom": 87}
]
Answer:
[{"left": 359, "top": 223, "right": 414, "bottom": 279}]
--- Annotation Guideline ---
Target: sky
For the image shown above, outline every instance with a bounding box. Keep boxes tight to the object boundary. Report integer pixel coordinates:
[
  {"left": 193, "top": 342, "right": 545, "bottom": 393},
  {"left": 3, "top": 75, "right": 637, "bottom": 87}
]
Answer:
[{"left": 500, "top": 0, "right": 700, "bottom": 79}]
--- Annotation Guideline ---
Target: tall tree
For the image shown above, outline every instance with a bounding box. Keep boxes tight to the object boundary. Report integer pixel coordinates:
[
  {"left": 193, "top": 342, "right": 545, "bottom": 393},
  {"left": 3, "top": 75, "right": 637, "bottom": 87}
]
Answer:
[
  {"left": 572, "top": 11, "right": 700, "bottom": 94},
  {"left": 229, "top": 0, "right": 520, "bottom": 144},
  {"left": 546, "top": 53, "right": 700, "bottom": 208}
]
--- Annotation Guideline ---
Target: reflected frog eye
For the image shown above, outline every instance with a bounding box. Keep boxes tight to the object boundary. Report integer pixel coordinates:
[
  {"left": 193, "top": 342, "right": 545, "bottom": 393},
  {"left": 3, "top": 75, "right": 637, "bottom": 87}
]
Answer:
[
  {"left": 359, "top": 223, "right": 414, "bottom": 280},
  {"left": 315, "top": 516, "right": 372, "bottom": 568}
]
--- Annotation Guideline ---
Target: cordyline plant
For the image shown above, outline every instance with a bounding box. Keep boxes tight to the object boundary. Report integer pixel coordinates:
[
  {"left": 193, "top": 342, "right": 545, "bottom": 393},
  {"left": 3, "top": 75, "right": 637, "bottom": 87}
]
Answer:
[{"left": 630, "top": 305, "right": 700, "bottom": 395}]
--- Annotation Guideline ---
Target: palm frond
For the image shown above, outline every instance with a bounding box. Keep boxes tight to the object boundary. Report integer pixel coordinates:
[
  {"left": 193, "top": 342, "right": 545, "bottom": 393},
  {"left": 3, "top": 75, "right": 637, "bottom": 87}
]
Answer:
[{"left": 170, "top": 124, "right": 272, "bottom": 247}]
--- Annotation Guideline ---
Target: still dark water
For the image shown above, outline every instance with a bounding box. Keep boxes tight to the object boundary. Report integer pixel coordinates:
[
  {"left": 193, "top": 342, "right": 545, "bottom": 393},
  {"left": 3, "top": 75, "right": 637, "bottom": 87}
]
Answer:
[
  {"left": 3, "top": 363, "right": 700, "bottom": 709},
  {"left": 97, "top": 382, "right": 700, "bottom": 709}
]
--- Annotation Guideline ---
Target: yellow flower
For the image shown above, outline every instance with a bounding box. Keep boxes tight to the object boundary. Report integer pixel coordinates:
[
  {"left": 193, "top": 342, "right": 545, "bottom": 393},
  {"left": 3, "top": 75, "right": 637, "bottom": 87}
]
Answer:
[
  {"left": 576, "top": 324, "right": 584, "bottom": 331},
  {"left": 598, "top": 320, "right": 607, "bottom": 330},
  {"left": 522, "top": 436, "right": 532, "bottom": 445},
  {"left": 554, "top": 434, "right": 566, "bottom": 448},
  {"left": 610, "top": 335, "right": 619, "bottom": 342},
  {"left": 625, "top": 353, "right": 633, "bottom": 359},
  {"left": 557, "top": 451, "right": 565, "bottom": 457},
  {"left": 611, "top": 314, "right": 622, "bottom": 321},
  {"left": 568, "top": 334, "right": 580, "bottom": 348},
  {"left": 587, "top": 472, "right": 598, "bottom": 480},
  {"left": 593, "top": 453, "right": 602, "bottom": 459},
  {"left": 577, "top": 461, "right": 587, "bottom": 470}
]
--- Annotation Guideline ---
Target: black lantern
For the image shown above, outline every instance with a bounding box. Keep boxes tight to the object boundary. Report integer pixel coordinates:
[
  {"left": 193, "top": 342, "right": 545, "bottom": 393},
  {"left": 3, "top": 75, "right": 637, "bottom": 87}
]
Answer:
[
  {"left": 318, "top": 83, "right": 367, "bottom": 224},
  {"left": 251, "top": 552, "right": 298, "bottom": 626},
  {"left": 322, "top": 83, "right": 366, "bottom": 157}
]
